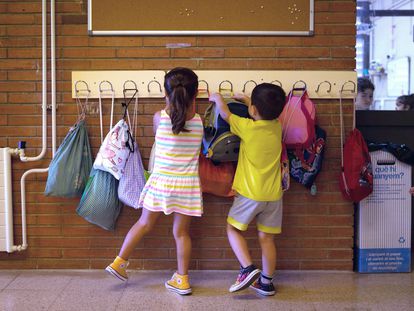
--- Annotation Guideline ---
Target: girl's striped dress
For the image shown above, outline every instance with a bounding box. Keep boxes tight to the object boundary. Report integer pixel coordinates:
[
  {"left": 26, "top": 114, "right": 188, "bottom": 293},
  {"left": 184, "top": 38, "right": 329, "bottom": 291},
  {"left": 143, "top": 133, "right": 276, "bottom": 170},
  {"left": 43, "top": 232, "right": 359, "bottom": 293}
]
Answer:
[{"left": 138, "top": 109, "right": 203, "bottom": 216}]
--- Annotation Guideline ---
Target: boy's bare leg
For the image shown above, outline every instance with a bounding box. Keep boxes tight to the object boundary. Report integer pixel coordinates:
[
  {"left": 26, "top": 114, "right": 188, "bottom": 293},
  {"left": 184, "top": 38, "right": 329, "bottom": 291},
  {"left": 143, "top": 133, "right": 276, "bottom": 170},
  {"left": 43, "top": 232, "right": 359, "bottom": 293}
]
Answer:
[
  {"left": 227, "top": 224, "right": 253, "bottom": 268},
  {"left": 173, "top": 213, "right": 192, "bottom": 275},
  {"left": 258, "top": 231, "right": 276, "bottom": 282},
  {"left": 118, "top": 208, "right": 161, "bottom": 260}
]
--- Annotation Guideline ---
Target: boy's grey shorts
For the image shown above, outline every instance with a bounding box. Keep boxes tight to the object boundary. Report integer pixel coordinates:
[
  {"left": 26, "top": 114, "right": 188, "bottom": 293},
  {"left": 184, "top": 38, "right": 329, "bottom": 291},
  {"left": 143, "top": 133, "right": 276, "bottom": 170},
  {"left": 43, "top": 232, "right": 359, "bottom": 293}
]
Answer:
[{"left": 227, "top": 193, "right": 283, "bottom": 234}]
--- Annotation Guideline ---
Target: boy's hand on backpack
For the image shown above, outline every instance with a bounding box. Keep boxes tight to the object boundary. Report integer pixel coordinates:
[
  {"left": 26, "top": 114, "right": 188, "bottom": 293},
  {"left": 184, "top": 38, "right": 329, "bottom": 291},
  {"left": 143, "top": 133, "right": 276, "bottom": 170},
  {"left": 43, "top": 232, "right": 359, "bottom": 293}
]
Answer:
[
  {"left": 232, "top": 93, "right": 251, "bottom": 106},
  {"left": 209, "top": 93, "right": 224, "bottom": 104},
  {"left": 209, "top": 93, "right": 231, "bottom": 122},
  {"left": 410, "top": 187, "right": 414, "bottom": 195}
]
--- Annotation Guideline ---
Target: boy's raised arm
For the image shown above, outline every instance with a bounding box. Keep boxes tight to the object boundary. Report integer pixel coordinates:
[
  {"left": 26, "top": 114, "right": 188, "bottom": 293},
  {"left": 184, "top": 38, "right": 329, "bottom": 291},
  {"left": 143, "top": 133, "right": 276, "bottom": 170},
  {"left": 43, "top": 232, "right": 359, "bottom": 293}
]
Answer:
[
  {"left": 232, "top": 93, "right": 251, "bottom": 107},
  {"left": 209, "top": 93, "right": 232, "bottom": 122}
]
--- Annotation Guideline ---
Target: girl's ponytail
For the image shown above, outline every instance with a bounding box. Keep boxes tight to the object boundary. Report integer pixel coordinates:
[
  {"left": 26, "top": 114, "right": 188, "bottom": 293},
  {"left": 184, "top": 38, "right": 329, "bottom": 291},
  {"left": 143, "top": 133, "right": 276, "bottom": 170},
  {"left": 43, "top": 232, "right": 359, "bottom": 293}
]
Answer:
[
  {"left": 169, "top": 85, "right": 189, "bottom": 134},
  {"left": 164, "top": 68, "right": 198, "bottom": 135}
]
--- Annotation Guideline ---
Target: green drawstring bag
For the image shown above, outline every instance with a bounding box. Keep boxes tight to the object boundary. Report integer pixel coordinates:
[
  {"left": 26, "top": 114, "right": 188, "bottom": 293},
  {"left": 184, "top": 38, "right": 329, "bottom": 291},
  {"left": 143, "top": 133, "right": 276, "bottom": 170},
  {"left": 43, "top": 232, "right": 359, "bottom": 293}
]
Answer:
[
  {"left": 76, "top": 168, "right": 122, "bottom": 231},
  {"left": 45, "top": 119, "right": 92, "bottom": 197}
]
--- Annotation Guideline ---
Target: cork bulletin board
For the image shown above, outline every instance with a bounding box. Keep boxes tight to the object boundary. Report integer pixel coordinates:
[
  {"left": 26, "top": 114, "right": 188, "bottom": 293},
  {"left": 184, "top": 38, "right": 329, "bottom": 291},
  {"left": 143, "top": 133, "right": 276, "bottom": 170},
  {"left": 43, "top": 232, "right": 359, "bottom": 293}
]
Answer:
[{"left": 88, "top": 0, "right": 314, "bottom": 36}]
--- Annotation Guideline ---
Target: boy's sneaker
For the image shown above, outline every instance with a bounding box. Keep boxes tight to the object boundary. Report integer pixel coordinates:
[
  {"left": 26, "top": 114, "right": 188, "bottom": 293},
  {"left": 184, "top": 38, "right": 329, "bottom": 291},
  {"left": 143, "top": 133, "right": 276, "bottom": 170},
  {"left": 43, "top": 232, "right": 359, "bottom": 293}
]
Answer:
[
  {"left": 229, "top": 265, "right": 261, "bottom": 293},
  {"left": 105, "top": 256, "right": 129, "bottom": 282},
  {"left": 250, "top": 277, "right": 276, "bottom": 296},
  {"left": 165, "top": 272, "right": 192, "bottom": 295}
]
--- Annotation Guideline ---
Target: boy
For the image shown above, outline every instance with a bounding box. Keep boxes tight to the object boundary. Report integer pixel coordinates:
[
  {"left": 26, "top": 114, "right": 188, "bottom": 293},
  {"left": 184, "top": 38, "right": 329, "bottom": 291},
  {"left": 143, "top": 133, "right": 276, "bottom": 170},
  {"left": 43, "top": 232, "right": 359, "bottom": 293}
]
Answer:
[
  {"left": 209, "top": 83, "right": 286, "bottom": 296},
  {"left": 356, "top": 78, "right": 375, "bottom": 110}
]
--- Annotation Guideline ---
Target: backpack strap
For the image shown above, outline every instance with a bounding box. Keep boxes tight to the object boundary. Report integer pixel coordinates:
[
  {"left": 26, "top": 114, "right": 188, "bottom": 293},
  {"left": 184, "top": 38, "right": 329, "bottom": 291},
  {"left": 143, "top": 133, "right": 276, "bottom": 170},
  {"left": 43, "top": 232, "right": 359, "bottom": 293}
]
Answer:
[
  {"left": 98, "top": 80, "right": 115, "bottom": 144},
  {"left": 339, "top": 85, "right": 357, "bottom": 168},
  {"left": 214, "top": 102, "right": 221, "bottom": 131},
  {"left": 300, "top": 91, "right": 316, "bottom": 147}
]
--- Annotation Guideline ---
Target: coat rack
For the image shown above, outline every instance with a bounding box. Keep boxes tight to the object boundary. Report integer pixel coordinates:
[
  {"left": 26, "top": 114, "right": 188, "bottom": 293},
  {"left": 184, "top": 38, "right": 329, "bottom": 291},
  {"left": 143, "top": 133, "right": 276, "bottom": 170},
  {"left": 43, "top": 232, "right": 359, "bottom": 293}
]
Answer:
[{"left": 72, "top": 70, "right": 357, "bottom": 99}]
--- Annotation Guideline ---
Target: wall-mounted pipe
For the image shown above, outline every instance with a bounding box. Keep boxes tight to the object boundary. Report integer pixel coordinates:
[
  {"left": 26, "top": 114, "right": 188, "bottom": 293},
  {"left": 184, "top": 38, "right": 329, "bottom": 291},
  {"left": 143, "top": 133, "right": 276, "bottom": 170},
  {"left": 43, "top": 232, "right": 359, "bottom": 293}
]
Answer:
[
  {"left": 11, "top": 0, "right": 57, "bottom": 252},
  {"left": 15, "top": 0, "right": 48, "bottom": 162}
]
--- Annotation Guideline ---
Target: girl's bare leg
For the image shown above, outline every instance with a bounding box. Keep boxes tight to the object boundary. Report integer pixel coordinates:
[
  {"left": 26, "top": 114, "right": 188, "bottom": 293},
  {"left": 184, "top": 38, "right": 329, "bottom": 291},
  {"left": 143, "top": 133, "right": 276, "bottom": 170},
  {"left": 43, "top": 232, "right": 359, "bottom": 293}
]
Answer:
[
  {"left": 173, "top": 213, "right": 192, "bottom": 275},
  {"left": 118, "top": 208, "right": 161, "bottom": 259}
]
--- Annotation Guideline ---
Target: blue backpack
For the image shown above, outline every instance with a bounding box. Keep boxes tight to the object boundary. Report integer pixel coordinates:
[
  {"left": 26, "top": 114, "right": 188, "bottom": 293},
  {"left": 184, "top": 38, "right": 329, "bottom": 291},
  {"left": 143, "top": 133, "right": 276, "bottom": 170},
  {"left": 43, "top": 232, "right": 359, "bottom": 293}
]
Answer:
[{"left": 202, "top": 99, "right": 250, "bottom": 162}]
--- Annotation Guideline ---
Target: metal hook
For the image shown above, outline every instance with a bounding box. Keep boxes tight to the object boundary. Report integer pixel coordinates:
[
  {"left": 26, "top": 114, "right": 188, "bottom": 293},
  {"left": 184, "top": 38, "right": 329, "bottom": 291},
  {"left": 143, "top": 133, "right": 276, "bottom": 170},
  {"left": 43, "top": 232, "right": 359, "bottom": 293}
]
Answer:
[
  {"left": 315, "top": 81, "right": 332, "bottom": 93},
  {"left": 292, "top": 80, "right": 307, "bottom": 91},
  {"left": 99, "top": 80, "right": 114, "bottom": 93},
  {"left": 198, "top": 80, "right": 209, "bottom": 93},
  {"left": 219, "top": 80, "right": 233, "bottom": 92},
  {"left": 242, "top": 80, "right": 257, "bottom": 93},
  {"left": 75, "top": 80, "right": 90, "bottom": 94},
  {"left": 340, "top": 80, "right": 356, "bottom": 93},
  {"left": 123, "top": 80, "right": 138, "bottom": 92},
  {"left": 147, "top": 80, "right": 163, "bottom": 94},
  {"left": 270, "top": 80, "right": 283, "bottom": 87},
  {"left": 122, "top": 80, "right": 139, "bottom": 119}
]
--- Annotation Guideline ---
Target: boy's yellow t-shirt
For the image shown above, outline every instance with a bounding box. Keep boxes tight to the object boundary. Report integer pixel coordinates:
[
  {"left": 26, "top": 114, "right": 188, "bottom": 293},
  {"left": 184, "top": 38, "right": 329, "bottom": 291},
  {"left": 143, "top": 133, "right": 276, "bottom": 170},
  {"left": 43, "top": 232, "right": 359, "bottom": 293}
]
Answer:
[{"left": 229, "top": 114, "right": 282, "bottom": 202}]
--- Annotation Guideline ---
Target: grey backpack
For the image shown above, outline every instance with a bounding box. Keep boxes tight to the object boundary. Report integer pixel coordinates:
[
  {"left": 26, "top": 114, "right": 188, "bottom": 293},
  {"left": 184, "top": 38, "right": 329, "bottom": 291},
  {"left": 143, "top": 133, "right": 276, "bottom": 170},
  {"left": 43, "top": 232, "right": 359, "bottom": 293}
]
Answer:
[{"left": 202, "top": 99, "right": 250, "bottom": 162}]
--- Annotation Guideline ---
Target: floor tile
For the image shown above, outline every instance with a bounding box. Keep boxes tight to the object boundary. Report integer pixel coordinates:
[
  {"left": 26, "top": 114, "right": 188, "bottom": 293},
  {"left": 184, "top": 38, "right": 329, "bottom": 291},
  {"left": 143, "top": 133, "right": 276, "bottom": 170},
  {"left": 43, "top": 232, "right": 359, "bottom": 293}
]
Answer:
[
  {"left": 0, "top": 271, "right": 19, "bottom": 290},
  {"left": 5, "top": 271, "right": 72, "bottom": 291},
  {"left": 0, "top": 289, "right": 60, "bottom": 311}
]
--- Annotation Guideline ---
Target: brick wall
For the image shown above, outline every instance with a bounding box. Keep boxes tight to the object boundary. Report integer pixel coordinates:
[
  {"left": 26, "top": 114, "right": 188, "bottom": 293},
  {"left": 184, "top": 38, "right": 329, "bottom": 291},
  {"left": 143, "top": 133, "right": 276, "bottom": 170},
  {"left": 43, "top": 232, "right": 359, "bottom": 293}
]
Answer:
[{"left": 0, "top": 1, "right": 356, "bottom": 270}]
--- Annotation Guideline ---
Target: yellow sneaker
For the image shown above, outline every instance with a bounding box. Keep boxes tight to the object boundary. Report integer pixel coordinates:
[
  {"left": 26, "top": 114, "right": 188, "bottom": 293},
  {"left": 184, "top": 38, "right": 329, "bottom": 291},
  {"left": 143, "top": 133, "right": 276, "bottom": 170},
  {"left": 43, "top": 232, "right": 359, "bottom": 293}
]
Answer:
[
  {"left": 165, "top": 272, "right": 192, "bottom": 295},
  {"left": 105, "top": 256, "right": 129, "bottom": 282}
]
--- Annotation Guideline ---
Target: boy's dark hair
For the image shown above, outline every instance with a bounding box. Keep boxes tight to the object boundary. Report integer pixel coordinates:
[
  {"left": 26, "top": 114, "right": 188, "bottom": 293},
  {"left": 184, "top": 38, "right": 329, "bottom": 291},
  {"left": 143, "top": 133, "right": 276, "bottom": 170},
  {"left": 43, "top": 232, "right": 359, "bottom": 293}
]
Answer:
[
  {"left": 251, "top": 83, "right": 286, "bottom": 120},
  {"left": 164, "top": 67, "right": 198, "bottom": 134},
  {"left": 397, "top": 94, "right": 414, "bottom": 110},
  {"left": 357, "top": 78, "right": 375, "bottom": 93}
]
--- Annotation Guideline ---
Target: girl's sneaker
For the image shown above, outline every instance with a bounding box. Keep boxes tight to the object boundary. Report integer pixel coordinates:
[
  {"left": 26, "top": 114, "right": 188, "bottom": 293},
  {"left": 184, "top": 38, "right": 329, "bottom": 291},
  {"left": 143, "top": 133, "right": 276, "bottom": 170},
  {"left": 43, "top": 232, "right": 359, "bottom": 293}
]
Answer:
[
  {"left": 229, "top": 265, "right": 261, "bottom": 292},
  {"left": 165, "top": 272, "right": 192, "bottom": 295},
  {"left": 105, "top": 256, "right": 129, "bottom": 282},
  {"left": 250, "top": 277, "right": 276, "bottom": 296}
]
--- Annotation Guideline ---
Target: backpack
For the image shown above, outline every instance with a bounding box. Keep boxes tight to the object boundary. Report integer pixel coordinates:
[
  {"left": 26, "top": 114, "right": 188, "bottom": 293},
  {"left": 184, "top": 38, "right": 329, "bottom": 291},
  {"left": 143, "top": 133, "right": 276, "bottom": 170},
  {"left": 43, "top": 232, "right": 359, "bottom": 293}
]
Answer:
[
  {"left": 368, "top": 142, "right": 414, "bottom": 166},
  {"left": 279, "top": 89, "right": 316, "bottom": 149},
  {"left": 199, "top": 154, "right": 236, "bottom": 197},
  {"left": 281, "top": 142, "right": 290, "bottom": 192},
  {"left": 45, "top": 119, "right": 93, "bottom": 198},
  {"left": 202, "top": 99, "right": 250, "bottom": 162},
  {"left": 339, "top": 94, "right": 373, "bottom": 203},
  {"left": 339, "top": 128, "right": 373, "bottom": 202},
  {"left": 288, "top": 125, "right": 326, "bottom": 189}
]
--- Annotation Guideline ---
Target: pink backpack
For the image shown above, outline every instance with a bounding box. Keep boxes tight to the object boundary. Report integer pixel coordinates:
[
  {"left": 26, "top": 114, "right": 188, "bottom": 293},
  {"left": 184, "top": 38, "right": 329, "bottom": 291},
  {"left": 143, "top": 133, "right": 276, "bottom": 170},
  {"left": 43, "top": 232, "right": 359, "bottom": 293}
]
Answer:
[{"left": 279, "top": 89, "right": 316, "bottom": 149}]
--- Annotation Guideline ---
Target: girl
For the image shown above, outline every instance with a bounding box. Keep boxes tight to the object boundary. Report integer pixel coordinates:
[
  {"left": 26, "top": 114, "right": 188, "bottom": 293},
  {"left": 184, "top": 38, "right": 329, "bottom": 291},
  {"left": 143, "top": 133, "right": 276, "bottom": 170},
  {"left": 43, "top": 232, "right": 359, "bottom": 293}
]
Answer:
[{"left": 106, "top": 67, "right": 203, "bottom": 295}]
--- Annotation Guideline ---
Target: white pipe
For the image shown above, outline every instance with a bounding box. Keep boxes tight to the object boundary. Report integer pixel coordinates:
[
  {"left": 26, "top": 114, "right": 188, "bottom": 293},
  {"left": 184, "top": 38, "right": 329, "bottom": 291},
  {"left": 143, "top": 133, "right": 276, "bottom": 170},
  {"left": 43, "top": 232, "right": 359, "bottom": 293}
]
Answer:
[
  {"left": 16, "top": 168, "right": 50, "bottom": 252},
  {"left": 13, "top": 0, "right": 57, "bottom": 252},
  {"left": 51, "top": 0, "right": 56, "bottom": 157},
  {"left": 19, "top": 0, "right": 48, "bottom": 162}
]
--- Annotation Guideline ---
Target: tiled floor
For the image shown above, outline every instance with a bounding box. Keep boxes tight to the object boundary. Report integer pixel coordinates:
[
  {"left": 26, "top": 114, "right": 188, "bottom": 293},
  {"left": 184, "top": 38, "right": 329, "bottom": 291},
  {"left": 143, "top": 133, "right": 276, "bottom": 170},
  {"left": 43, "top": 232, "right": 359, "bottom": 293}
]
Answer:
[{"left": 0, "top": 270, "right": 413, "bottom": 311}]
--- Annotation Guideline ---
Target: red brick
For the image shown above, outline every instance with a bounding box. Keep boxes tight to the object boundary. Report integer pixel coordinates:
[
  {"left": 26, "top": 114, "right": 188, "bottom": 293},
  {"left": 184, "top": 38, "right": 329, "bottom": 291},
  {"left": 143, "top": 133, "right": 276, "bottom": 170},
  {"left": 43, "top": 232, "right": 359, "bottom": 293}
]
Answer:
[
  {"left": 278, "top": 47, "right": 330, "bottom": 58},
  {"left": 62, "top": 48, "right": 116, "bottom": 58},
  {"left": 225, "top": 47, "right": 276, "bottom": 58},
  {"left": 118, "top": 48, "right": 170, "bottom": 58},
  {"left": 172, "top": 47, "right": 224, "bottom": 58},
  {"left": 7, "top": 25, "right": 41, "bottom": 36},
  {"left": 0, "top": 14, "right": 35, "bottom": 24}
]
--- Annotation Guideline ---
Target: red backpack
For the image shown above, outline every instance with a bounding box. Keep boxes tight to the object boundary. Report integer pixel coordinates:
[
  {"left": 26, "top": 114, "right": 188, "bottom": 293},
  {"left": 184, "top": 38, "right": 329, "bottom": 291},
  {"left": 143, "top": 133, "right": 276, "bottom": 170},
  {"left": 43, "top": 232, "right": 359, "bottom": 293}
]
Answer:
[
  {"left": 339, "top": 128, "right": 373, "bottom": 202},
  {"left": 339, "top": 94, "right": 373, "bottom": 202}
]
